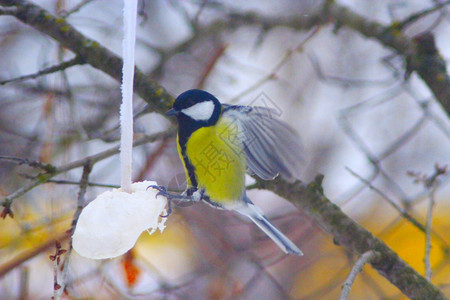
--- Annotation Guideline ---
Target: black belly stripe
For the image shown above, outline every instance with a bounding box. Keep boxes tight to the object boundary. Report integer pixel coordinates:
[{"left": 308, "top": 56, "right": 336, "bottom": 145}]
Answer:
[
  {"left": 177, "top": 122, "right": 199, "bottom": 188},
  {"left": 182, "top": 152, "right": 198, "bottom": 188}
]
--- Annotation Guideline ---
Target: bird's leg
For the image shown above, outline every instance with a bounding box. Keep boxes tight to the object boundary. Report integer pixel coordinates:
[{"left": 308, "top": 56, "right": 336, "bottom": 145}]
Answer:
[
  {"left": 148, "top": 185, "right": 190, "bottom": 200},
  {"left": 147, "top": 185, "right": 191, "bottom": 217},
  {"left": 184, "top": 186, "right": 204, "bottom": 202},
  {"left": 147, "top": 185, "right": 203, "bottom": 217}
]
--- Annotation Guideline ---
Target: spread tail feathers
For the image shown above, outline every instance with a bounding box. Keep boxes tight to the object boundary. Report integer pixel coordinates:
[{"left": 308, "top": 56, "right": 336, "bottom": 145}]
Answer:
[{"left": 235, "top": 200, "right": 303, "bottom": 256}]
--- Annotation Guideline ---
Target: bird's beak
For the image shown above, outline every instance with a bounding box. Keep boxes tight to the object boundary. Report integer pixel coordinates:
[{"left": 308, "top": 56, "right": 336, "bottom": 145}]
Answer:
[{"left": 166, "top": 108, "right": 178, "bottom": 116}]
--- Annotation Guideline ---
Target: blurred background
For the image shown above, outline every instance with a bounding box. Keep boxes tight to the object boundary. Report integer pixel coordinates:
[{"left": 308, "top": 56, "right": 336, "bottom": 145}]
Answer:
[{"left": 0, "top": 0, "right": 449, "bottom": 299}]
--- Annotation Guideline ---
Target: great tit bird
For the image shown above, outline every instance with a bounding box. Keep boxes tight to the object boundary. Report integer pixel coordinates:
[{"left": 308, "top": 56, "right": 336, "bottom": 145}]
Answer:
[{"left": 152, "top": 89, "right": 305, "bottom": 255}]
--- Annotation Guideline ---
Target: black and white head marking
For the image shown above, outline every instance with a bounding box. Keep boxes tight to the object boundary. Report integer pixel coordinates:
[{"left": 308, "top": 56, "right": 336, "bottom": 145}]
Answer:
[
  {"left": 172, "top": 89, "right": 221, "bottom": 126},
  {"left": 181, "top": 100, "right": 216, "bottom": 121}
]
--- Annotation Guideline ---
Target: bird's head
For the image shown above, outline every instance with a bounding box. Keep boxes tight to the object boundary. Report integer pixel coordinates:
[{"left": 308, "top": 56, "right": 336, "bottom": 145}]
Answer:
[{"left": 166, "top": 89, "right": 221, "bottom": 126}]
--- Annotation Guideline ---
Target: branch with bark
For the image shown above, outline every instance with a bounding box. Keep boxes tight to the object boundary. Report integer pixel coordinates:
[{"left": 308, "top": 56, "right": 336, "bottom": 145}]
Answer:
[
  {"left": 252, "top": 176, "right": 446, "bottom": 300},
  {"left": 340, "top": 251, "right": 379, "bottom": 300},
  {"left": 229, "top": 1, "right": 450, "bottom": 115},
  {"left": 1, "top": 129, "right": 175, "bottom": 217},
  {"left": 0, "top": 0, "right": 448, "bottom": 299},
  {"left": 0, "top": 0, "right": 174, "bottom": 114},
  {"left": 1, "top": 0, "right": 448, "bottom": 115}
]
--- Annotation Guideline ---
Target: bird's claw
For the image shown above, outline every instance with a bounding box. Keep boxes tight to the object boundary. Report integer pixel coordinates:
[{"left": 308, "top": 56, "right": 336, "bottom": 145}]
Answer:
[
  {"left": 147, "top": 185, "right": 173, "bottom": 218},
  {"left": 147, "top": 185, "right": 199, "bottom": 218},
  {"left": 160, "top": 200, "right": 172, "bottom": 218},
  {"left": 148, "top": 185, "right": 167, "bottom": 198}
]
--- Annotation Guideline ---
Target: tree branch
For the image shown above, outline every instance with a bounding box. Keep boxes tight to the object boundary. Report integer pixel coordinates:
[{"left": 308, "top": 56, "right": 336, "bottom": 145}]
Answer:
[
  {"left": 324, "top": 2, "right": 450, "bottom": 115},
  {"left": 1, "top": 0, "right": 448, "bottom": 115},
  {"left": 340, "top": 251, "right": 379, "bottom": 300},
  {"left": 1, "top": 1, "right": 448, "bottom": 298},
  {"left": 1, "top": 129, "right": 175, "bottom": 217},
  {"left": 253, "top": 176, "right": 446, "bottom": 300},
  {"left": 224, "top": 1, "right": 450, "bottom": 115},
  {"left": 58, "top": 161, "right": 92, "bottom": 299},
  {"left": 395, "top": 0, "right": 450, "bottom": 30},
  {"left": 0, "top": 0, "right": 174, "bottom": 114},
  {"left": 0, "top": 56, "right": 84, "bottom": 85}
]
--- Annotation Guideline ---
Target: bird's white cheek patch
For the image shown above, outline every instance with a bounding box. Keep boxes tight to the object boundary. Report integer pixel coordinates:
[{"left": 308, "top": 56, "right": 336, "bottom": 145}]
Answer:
[{"left": 182, "top": 101, "right": 215, "bottom": 121}]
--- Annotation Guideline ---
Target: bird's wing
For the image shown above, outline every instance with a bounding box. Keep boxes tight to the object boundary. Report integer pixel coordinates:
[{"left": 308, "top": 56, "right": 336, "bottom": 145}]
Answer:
[{"left": 222, "top": 104, "right": 305, "bottom": 181}]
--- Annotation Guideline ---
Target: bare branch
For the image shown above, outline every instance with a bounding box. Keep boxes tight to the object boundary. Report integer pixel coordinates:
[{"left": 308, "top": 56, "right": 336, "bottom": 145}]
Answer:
[
  {"left": 2, "top": 0, "right": 448, "bottom": 116},
  {"left": 253, "top": 176, "right": 446, "bottom": 299},
  {"left": 230, "top": 1, "right": 450, "bottom": 115},
  {"left": 50, "top": 240, "right": 65, "bottom": 300},
  {"left": 1, "top": 179, "right": 46, "bottom": 219},
  {"left": 46, "top": 179, "right": 118, "bottom": 189},
  {"left": 346, "top": 167, "right": 427, "bottom": 233},
  {"left": 229, "top": 26, "right": 321, "bottom": 103},
  {"left": 340, "top": 251, "right": 378, "bottom": 300},
  {"left": 425, "top": 186, "right": 436, "bottom": 281},
  {"left": 1, "top": 129, "right": 175, "bottom": 217},
  {"left": 60, "top": 0, "right": 95, "bottom": 17},
  {"left": 1, "top": 0, "right": 448, "bottom": 297},
  {"left": 0, "top": 155, "right": 56, "bottom": 173},
  {"left": 324, "top": 4, "right": 449, "bottom": 115},
  {"left": 409, "top": 164, "right": 448, "bottom": 281},
  {"left": 18, "top": 267, "right": 28, "bottom": 300},
  {"left": 0, "top": 0, "right": 174, "bottom": 114},
  {"left": 0, "top": 56, "right": 84, "bottom": 85},
  {"left": 58, "top": 161, "right": 92, "bottom": 299},
  {"left": 396, "top": 0, "right": 450, "bottom": 30}
]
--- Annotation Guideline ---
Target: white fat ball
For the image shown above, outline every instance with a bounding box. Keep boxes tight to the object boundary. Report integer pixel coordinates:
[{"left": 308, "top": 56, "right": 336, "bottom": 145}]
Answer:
[{"left": 72, "top": 181, "right": 167, "bottom": 259}]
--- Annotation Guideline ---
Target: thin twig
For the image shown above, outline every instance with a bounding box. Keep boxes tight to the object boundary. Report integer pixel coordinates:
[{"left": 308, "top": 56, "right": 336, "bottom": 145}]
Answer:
[
  {"left": 1, "top": 179, "right": 47, "bottom": 219},
  {"left": 196, "top": 44, "right": 227, "bottom": 89},
  {"left": 60, "top": 0, "right": 95, "bottom": 17},
  {"left": 0, "top": 155, "right": 56, "bottom": 173},
  {"left": 0, "top": 0, "right": 175, "bottom": 114},
  {"left": 18, "top": 267, "right": 29, "bottom": 300},
  {"left": 418, "top": 165, "right": 447, "bottom": 281},
  {"left": 53, "top": 256, "right": 59, "bottom": 300},
  {"left": 229, "top": 26, "right": 321, "bottom": 103},
  {"left": 347, "top": 166, "right": 448, "bottom": 248},
  {"left": 346, "top": 167, "right": 426, "bottom": 233},
  {"left": 308, "top": 53, "right": 396, "bottom": 87},
  {"left": 425, "top": 185, "right": 436, "bottom": 281},
  {"left": 46, "top": 179, "right": 118, "bottom": 188},
  {"left": 395, "top": 0, "right": 450, "bottom": 30},
  {"left": 58, "top": 161, "right": 92, "bottom": 298},
  {"left": 57, "top": 129, "right": 175, "bottom": 174},
  {"left": 192, "top": 0, "right": 208, "bottom": 26},
  {"left": 0, "top": 56, "right": 84, "bottom": 85},
  {"left": 49, "top": 240, "right": 66, "bottom": 300},
  {"left": 340, "top": 251, "right": 378, "bottom": 300},
  {"left": 0, "top": 129, "right": 175, "bottom": 216}
]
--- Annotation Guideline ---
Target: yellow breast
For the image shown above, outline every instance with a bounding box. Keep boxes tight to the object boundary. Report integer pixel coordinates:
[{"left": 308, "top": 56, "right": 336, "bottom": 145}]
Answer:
[{"left": 183, "top": 117, "right": 246, "bottom": 204}]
